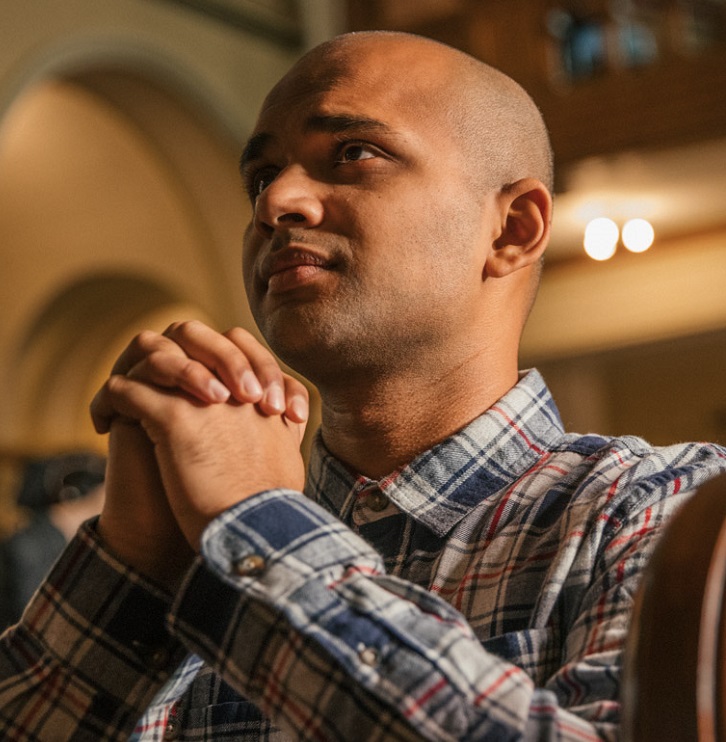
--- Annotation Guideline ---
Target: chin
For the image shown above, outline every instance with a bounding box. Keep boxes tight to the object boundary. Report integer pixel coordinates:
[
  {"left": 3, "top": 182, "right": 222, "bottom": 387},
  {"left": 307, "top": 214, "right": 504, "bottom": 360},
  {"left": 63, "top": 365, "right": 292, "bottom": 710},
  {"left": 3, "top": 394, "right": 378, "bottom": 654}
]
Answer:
[
  {"left": 262, "top": 323, "right": 325, "bottom": 377},
  {"left": 256, "top": 304, "right": 377, "bottom": 382}
]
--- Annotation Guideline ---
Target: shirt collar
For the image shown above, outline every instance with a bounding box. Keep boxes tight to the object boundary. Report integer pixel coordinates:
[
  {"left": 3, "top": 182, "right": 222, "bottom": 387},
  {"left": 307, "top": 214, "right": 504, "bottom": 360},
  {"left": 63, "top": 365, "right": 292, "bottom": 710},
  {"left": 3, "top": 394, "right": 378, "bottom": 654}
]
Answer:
[{"left": 305, "top": 369, "right": 564, "bottom": 537}]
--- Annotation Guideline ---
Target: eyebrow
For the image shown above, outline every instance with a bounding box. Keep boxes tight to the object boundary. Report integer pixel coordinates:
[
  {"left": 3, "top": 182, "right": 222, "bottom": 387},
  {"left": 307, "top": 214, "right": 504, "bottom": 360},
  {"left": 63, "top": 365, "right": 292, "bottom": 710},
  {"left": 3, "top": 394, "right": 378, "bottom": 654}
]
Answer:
[
  {"left": 304, "top": 114, "right": 391, "bottom": 136},
  {"left": 239, "top": 114, "right": 393, "bottom": 172}
]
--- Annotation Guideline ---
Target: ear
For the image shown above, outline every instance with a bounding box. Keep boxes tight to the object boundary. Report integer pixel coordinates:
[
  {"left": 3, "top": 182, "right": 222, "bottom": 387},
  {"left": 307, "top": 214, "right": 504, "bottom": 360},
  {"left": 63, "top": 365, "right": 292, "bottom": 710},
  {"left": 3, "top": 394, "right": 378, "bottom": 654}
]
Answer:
[{"left": 485, "top": 178, "right": 552, "bottom": 278}]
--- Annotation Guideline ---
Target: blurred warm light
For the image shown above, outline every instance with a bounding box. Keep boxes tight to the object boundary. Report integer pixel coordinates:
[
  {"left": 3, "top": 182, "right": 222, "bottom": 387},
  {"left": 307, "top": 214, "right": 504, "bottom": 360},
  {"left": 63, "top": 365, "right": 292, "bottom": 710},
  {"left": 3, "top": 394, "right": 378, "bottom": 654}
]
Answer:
[
  {"left": 584, "top": 217, "right": 619, "bottom": 260},
  {"left": 622, "top": 218, "right": 655, "bottom": 253}
]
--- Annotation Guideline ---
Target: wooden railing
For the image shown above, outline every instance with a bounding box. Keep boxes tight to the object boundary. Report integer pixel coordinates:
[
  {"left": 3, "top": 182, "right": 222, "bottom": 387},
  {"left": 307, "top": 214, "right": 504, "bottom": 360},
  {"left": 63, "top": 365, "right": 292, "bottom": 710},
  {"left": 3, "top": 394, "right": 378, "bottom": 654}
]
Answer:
[{"left": 348, "top": 0, "right": 726, "bottom": 173}]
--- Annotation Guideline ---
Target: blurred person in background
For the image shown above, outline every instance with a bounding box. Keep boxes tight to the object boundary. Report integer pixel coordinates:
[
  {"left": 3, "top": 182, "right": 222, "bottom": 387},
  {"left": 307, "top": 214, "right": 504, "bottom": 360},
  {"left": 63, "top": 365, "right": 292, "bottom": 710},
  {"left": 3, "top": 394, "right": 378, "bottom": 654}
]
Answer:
[{"left": 0, "top": 452, "right": 105, "bottom": 630}]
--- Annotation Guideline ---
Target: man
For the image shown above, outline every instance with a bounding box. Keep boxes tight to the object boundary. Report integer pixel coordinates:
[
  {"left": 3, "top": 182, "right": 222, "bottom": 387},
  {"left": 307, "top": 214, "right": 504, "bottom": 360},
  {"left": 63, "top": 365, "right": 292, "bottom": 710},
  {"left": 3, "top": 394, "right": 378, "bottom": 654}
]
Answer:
[{"left": 1, "top": 31, "right": 724, "bottom": 741}]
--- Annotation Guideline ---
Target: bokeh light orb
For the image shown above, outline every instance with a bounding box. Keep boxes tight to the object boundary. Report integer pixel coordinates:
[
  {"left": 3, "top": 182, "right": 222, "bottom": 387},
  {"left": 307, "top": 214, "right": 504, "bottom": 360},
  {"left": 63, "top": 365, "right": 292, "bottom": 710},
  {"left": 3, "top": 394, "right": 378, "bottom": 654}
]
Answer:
[
  {"left": 622, "top": 218, "right": 654, "bottom": 253},
  {"left": 584, "top": 217, "right": 619, "bottom": 261}
]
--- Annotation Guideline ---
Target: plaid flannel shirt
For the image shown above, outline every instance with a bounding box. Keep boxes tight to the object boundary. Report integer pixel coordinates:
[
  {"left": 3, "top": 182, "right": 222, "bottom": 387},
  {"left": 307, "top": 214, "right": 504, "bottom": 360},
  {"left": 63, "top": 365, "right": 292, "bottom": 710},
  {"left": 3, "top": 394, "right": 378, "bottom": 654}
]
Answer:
[{"left": 2, "top": 369, "right": 725, "bottom": 741}]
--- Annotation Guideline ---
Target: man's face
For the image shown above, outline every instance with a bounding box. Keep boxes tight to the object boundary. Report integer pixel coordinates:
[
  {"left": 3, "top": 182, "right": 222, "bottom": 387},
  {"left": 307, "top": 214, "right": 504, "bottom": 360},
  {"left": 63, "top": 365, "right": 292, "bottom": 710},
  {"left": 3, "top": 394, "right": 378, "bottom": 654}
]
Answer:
[{"left": 241, "top": 46, "right": 492, "bottom": 383}]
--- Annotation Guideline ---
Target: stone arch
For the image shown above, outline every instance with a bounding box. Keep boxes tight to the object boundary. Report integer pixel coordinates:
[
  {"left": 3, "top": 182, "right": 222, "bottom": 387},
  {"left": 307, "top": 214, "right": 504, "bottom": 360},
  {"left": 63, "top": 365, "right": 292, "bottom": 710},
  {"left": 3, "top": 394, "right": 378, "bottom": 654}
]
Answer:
[
  {"left": 0, "top": 45, "right": 257, "bottom": 456},
  {"left": 9, "top": 272, "right": 215, "bottom": 452}
]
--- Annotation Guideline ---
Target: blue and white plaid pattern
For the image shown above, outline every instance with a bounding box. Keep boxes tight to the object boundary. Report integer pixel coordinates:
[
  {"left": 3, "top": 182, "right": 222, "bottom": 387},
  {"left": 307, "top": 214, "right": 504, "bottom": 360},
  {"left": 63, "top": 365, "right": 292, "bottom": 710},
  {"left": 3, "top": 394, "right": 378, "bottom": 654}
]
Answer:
[{"left": 2, "top": 370, "right": 725, "bottom": 740}]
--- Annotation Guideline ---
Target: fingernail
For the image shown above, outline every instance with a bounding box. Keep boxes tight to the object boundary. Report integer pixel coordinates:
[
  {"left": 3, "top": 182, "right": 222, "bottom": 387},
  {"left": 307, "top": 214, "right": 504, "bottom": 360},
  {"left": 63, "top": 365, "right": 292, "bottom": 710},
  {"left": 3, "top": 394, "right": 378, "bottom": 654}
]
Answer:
[
  {"left": 241, "top": 370, "right": 263, "bottom": 400},
  {"left": 290, "top": 396, "right": 309, "bottom": 422},
  {"left": 208, "top": 378, "right": 231, "bottom": 402},
  {"left": 265, "top": 384, "right": 285, "bottom": 413}
]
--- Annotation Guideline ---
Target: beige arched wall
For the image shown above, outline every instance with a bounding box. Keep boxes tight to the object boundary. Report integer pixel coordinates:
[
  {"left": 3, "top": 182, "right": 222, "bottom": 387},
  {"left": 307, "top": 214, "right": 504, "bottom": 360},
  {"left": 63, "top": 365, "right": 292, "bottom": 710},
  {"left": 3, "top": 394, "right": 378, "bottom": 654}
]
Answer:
[
  {"left": 9, "top": 274, "right": 217, "bottom": 451},
  {"left": 0, "top": 72, "right": 253, "bottom": 457}
]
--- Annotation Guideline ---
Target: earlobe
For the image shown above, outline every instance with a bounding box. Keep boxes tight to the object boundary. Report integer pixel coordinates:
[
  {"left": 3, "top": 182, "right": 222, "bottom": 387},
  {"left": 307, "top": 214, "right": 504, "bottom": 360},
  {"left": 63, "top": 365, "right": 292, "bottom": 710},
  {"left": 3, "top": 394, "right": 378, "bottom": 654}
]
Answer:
[{"left": 486, "top": 178, "right": 552, "bottom": 278}]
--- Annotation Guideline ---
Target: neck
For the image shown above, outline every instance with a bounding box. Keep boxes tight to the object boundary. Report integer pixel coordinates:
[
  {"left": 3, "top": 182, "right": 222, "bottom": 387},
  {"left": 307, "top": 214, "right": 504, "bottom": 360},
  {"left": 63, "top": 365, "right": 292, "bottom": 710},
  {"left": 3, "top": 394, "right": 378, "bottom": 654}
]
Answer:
[{"left": 316, "top": 348, "right": 519, "bottom": 479}]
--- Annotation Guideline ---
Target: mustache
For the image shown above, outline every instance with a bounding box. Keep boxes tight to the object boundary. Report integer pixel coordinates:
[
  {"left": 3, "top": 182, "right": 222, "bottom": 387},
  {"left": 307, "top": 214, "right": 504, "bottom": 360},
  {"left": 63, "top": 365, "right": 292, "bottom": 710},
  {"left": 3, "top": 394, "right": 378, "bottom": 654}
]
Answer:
[{"left": 267, "top": 230, "right": 338, "bottom": 252}]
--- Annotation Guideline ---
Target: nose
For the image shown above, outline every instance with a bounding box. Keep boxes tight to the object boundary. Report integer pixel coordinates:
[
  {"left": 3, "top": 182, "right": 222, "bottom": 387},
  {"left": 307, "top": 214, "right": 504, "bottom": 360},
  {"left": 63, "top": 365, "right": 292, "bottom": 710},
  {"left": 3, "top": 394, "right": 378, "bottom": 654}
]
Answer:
[{"left": 252, "top": 165, "right": 324, "bottom": 239}]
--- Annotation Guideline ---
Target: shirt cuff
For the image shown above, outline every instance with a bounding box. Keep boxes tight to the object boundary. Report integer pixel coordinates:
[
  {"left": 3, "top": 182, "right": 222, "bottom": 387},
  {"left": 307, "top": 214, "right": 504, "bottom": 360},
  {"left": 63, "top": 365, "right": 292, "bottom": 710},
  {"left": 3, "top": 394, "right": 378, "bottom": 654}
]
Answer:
[
  {"left": 202, "top": 489, "right": 383, "bottom": 595},
  {"left": 168, "top": 488, "right": 388, "bottom": 678},
  {"left": 21, "top": 518, "right": 186, "bottom": 683},
  {"left": 169, "top": 490, "right": 386, "bottom": 644}
]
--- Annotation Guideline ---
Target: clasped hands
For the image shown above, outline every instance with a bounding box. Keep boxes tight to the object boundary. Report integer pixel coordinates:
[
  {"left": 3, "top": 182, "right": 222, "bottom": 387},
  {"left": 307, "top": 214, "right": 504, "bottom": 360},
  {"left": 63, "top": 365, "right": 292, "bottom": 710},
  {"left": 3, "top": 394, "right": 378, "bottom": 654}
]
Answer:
[{"left": 91, "top": 321, "right": 309, "bottom": 587}]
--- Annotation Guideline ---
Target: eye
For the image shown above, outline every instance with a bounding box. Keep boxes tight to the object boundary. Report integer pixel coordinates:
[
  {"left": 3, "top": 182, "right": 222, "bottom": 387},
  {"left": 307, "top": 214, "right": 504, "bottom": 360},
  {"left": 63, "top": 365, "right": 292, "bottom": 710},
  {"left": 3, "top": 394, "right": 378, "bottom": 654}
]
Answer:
[
  {"left": 248, "top": 167, "right": 278, "bottom": 199},
  {"left": 336, "top": 142, "right": 378, "bottom": 164}
]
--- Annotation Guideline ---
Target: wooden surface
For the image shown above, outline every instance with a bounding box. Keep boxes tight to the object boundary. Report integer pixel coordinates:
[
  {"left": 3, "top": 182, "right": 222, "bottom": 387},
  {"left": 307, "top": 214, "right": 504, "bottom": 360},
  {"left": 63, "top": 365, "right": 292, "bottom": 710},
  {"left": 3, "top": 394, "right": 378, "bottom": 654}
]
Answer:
[{"left": 622, "top": 473, "right": 726, "bottom": 741}]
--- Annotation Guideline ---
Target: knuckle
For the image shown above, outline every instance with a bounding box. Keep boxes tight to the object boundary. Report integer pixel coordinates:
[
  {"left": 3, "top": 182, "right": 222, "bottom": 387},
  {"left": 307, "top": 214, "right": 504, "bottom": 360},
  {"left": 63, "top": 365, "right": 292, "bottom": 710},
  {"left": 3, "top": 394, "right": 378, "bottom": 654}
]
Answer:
[
  {"left": 177, "top": 358, "right": 203, "bottom": 384},
  {"left": 142, "top": 350, "right": 172, "bottom": 382},
  {"left": 105, "top": 374, "right": 127, "bottom": 395},
  {"left": 163, "top": 319, "right": 205, "bottom": 338},
  {"left": 224, "top": 326, "right": 254, "bottom": 344},
  {"left": 184, "top": 319, "right": 206, "bottom": 333},
  {"left": 133, "top": 330, "right": 162, "bottom": 351},
  {"left": 224, "top": 327, "right": 271, "bottom": 359}
]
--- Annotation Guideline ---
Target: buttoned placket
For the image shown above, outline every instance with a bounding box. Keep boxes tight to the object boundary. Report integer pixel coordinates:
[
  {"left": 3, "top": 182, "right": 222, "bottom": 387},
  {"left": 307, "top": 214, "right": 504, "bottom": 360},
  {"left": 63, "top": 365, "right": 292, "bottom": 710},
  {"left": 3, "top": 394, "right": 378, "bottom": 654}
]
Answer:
[
  {"left": 351, "top": 481, "right": 395, "bottom": 531},
  {"left": 163, "top": 703, "right": 181, "bottom": 740}
]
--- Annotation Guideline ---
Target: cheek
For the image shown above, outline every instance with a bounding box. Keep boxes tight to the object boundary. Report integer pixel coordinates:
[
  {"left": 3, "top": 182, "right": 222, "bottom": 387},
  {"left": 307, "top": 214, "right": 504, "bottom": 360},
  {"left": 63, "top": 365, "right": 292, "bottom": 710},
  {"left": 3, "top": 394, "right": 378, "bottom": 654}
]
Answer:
[
  {"left": 377, "top": 191, "right": 479, "bottom": 267},
  {"left": 403, "top": 208, "right": 485, "bottom": 305},
  {"left": 241, "top": 227, "right": 260, "bottom": 292}
]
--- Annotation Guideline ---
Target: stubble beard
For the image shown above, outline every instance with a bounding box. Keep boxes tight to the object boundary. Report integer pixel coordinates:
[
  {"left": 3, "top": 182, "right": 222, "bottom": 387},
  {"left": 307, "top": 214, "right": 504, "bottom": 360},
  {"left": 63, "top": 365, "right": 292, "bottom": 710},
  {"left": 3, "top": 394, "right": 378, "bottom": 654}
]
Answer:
[{"left": 255, "top": 282, "right": 439, "bottom": 392}]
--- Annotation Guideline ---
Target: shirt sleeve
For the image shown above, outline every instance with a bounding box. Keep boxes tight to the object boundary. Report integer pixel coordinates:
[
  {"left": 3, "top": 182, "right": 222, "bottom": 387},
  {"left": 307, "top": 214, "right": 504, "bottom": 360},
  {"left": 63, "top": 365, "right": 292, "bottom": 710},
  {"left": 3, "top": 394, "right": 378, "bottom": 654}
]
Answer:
[
  {"left": 0, "top": 520, "right": 187, "bottom": 741},
  {"left": 169, "top": 491, "right": 607, "bottom": 741}
]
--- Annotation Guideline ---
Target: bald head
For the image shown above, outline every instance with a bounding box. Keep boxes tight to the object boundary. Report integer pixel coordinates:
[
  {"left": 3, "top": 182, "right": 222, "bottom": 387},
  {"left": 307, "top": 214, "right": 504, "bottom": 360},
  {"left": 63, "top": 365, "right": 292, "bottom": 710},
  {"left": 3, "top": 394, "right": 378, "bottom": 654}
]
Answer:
[
  {"left": 265, "top": 31, "right": 553, "bottom": 196},
  {"left": 244, "top": 30, "right": 552, "bottom": 375}
]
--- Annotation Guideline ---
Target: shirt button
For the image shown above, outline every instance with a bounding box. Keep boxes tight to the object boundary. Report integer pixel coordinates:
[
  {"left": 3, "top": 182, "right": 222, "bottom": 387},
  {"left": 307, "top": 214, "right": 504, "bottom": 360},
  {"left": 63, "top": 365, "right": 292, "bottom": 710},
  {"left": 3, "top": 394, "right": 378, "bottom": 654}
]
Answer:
[
  {"left": 233, "top": 554, "right": 266, "bottom": 577},
  {"left": 131, "top": 642, "right": 170, "bottom": 671},
  {"left": 366, "top": 491, "right": 390, "bottom": 512},
  {"left": 163, "top": 717, "right": 180, "bottom": 740},
  {"left": 358, "top": 646, "right": 379, "bottom": 667}
]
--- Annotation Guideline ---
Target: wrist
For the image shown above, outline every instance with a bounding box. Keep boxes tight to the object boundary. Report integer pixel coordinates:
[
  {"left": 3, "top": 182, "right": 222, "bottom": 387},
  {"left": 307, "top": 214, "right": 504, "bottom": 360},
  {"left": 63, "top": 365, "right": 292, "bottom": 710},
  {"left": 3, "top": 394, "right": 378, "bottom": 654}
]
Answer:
[{"left": 97, "top": 512, "right": 195, "bottom": 590}]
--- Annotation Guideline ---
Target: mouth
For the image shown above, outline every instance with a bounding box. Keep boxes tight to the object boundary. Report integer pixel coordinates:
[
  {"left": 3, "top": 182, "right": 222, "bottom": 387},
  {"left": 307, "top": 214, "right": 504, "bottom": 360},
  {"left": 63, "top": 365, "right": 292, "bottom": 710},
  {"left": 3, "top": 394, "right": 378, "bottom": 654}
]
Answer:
[{"left": 262, "top": 247, "right": 337, "bottom": 294}]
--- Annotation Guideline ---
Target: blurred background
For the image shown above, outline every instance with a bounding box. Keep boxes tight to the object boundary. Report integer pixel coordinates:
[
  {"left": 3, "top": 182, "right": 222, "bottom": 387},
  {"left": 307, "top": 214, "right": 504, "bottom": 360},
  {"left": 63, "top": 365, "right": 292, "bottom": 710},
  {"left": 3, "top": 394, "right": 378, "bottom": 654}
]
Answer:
[{"left": 0, "top": 0, "right": 725, "bottom": 531}]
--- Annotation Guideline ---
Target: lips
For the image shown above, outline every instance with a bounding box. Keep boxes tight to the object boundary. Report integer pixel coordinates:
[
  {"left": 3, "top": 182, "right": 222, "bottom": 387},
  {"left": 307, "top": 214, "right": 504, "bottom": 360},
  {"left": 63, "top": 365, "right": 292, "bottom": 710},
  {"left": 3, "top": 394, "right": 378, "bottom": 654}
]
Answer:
[{"left": 261, "top": 247, "right": 336, "bottom": 294}]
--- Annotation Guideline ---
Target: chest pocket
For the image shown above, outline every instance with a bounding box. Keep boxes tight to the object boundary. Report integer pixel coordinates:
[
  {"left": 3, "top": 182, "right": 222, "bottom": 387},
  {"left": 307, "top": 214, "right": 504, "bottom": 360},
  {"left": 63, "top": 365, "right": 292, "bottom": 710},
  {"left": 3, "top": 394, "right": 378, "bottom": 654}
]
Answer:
[
  {"left": 178, "top": 699, "right": 291, "bottom": 740},
  {"left": 175, "top": 666, "right": 292, "bottom": 740}
]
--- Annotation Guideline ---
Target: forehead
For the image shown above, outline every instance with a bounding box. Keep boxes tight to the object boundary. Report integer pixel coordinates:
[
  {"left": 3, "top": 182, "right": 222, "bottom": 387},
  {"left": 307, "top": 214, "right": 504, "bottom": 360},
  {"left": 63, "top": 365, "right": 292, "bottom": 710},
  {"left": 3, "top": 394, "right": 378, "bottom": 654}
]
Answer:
[{"left": 252, "top": 48, "right": 452, "bottom": 141}]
